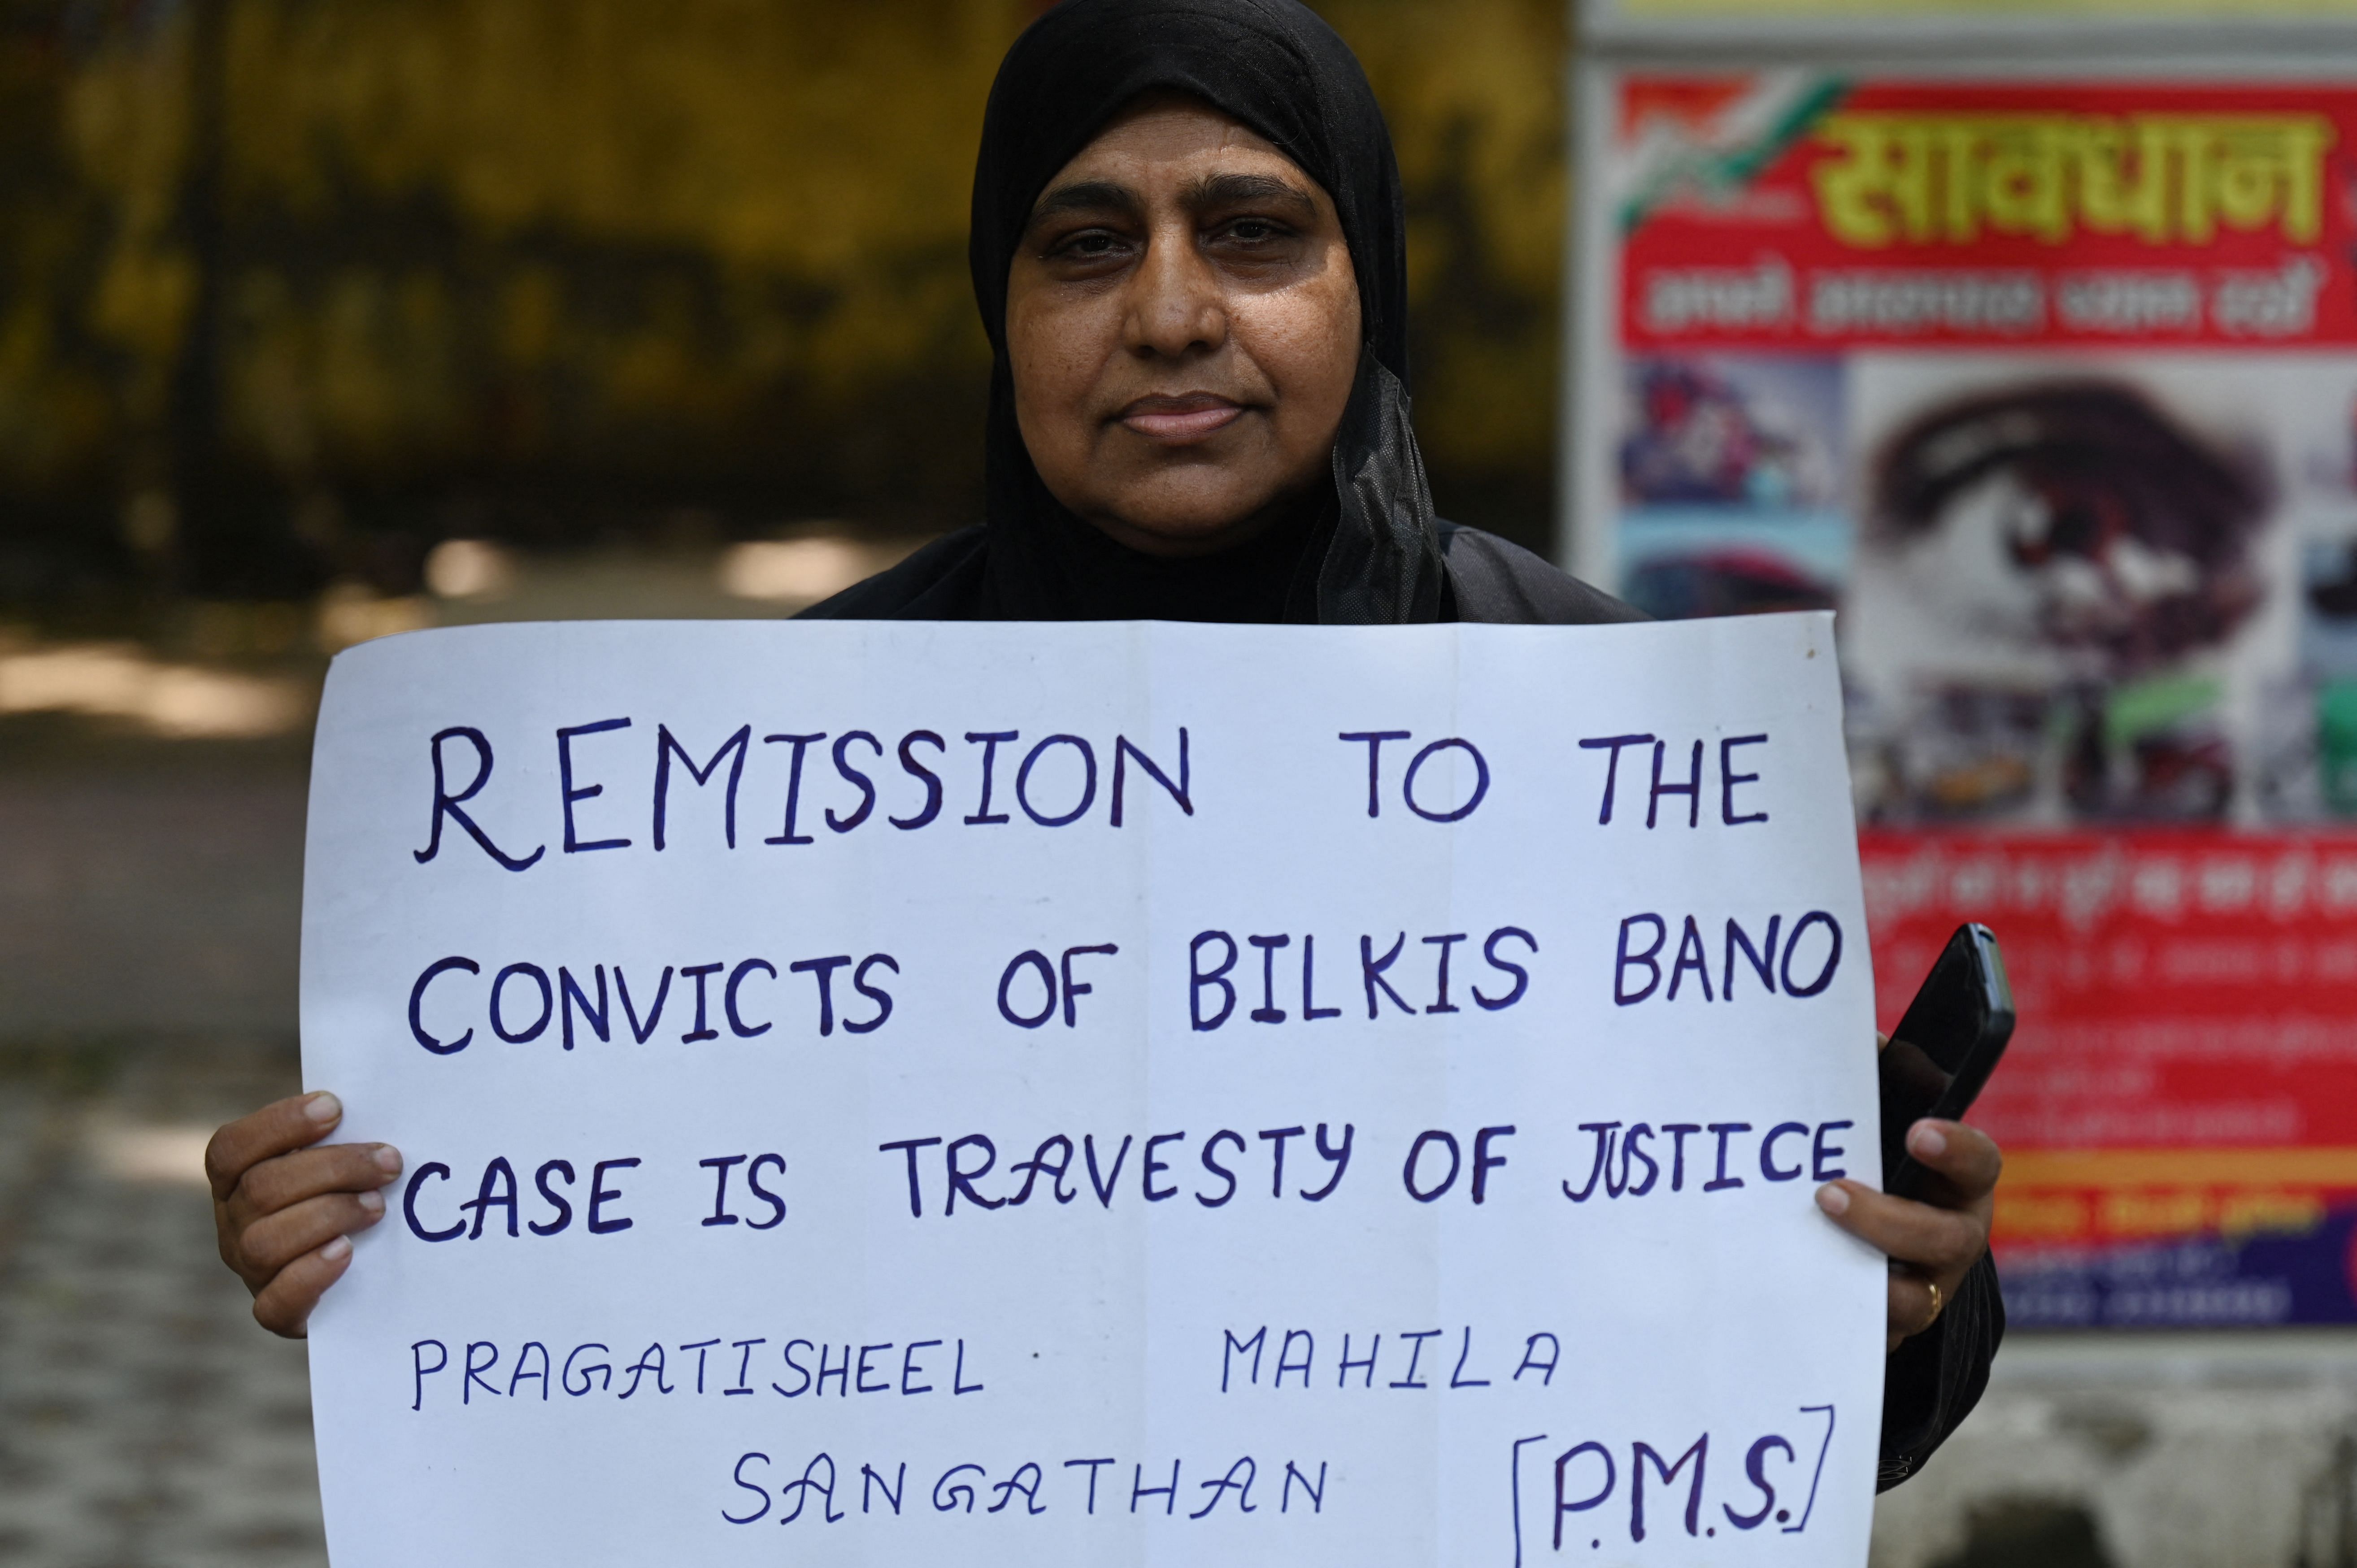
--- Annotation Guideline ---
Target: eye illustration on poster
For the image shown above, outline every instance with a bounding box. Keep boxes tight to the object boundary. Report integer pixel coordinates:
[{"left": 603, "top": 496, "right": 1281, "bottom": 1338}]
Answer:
[
  {"left": 1843, "top": 358, "right": 2298, "bottom": 829},
  {"left": 1582, "top": 67, "right": 2357, "bottom": 1330}
]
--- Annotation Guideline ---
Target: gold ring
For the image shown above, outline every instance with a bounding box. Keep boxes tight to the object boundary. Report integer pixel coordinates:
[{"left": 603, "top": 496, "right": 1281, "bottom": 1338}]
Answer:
[{"left": 1925, "top": 1278, "right": 1944, "bottom": 1324}]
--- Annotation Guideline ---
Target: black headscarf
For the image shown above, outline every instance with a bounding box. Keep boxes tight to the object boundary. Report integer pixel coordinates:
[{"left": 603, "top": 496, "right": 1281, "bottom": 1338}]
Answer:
[{"left": 807, "top": 0, "right": 1451, "bottom": 625}]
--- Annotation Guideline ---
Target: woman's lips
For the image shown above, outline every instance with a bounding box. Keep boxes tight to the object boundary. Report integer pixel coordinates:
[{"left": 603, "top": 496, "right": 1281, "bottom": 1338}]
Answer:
[{"left": 1119, "top": 395, "right": 1244, "bottom": 442}]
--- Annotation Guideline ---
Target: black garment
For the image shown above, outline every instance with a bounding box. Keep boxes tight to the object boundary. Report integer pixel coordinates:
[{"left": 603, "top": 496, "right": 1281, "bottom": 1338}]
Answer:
[
  {"left": 1883, "top": 1256, "right": 2005, "bottom": 1490},
  {"left": 807, "top": 507, "right": 1646, "bottom": 627},
  {"left": 802, "top": 0, "right": 1997, "bottom": 1489}
]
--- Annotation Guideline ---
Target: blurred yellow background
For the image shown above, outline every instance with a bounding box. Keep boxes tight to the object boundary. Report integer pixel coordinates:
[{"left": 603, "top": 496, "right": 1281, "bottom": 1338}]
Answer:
[{"left": 0, "top": 0, "right": 1569, "bottom": 617}]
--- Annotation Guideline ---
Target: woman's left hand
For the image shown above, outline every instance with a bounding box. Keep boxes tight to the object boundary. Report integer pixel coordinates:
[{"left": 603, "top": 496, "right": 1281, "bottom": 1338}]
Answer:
[{"left": 1815, "top": 1116, "right": 2003, "bottom": 1354}]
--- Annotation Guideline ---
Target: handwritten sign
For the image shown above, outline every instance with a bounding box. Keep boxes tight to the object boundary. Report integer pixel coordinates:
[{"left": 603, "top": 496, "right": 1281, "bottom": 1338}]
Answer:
[{"left": 301, "top": 614, "right": 1881, "bottom": 1566}]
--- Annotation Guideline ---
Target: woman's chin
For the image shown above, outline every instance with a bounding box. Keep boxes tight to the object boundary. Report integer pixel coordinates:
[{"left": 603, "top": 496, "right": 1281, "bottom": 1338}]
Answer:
[{"left": 1085, "top": 496, "right": 1287, "bottom": 558}]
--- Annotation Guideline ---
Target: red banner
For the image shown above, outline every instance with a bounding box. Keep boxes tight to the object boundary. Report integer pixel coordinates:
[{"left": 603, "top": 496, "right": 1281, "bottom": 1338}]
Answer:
[
  {"left": 1596, "top": 69, "right": 2357, "bottom": 1323},
  {"left": 1863, "top": 829, "right": 2357, "bottom": 1322},
  {"left": 1621, "top": 79, "right": 2357, "bottom": 351}
]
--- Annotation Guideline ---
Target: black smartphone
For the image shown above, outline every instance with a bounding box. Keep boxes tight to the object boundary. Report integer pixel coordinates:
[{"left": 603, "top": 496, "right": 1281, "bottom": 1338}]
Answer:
[{"left": 1879, "top": 923, "right": 2015, "bottom": 1201}]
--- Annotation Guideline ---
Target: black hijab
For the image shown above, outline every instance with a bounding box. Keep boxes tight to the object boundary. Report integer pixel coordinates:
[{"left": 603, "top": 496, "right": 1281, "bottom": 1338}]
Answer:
[{"left": 806, "top": 0, "right": 1451, "bottom": 624}]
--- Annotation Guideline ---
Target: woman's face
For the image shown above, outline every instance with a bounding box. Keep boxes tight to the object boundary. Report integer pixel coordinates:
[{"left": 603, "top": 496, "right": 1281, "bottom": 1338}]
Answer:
[{"left": 1005, "top": 95, "right": 1363, "bottom": 558}]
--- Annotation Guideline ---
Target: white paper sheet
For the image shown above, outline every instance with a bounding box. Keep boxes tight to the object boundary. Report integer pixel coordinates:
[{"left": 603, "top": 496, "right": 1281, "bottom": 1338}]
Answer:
[{"left": 300, "top": 613, "right": 1881, "bottom": 1566}]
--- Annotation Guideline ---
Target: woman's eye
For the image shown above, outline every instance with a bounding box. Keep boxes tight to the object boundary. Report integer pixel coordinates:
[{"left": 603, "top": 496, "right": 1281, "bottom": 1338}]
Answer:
[
  {"left": 1213, "top": 217, "right": 1297, "bottom": 252},
  {"left": 1053, "top": 230, "right": 1126, "bottom": 261}
]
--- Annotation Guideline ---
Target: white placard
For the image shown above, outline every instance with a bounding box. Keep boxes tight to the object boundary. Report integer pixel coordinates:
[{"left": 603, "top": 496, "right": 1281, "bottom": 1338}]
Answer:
[{"left": 301, "top": 613, "right": 1881, "bottom": 1567}]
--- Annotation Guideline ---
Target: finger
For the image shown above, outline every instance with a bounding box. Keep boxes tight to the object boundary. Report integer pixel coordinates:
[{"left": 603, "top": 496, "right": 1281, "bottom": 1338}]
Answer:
[
  {"left": 235, "top": 1142, "right": 403, "bottom": 1218},
  {"left": 207, "top": 1093, "right": 344, "bottom": 1202},
  {"left": 1887, "top": 1269, "right": 1942, "bottom": 1341},
  {"left": 1815, "top": 1181, "right": 1987, "bottom": 1276},
  {"left": 1903, "top": 1120, "right": 2002, "bottom": 1203},
  {"left": 235, "top": 1189, "right": 387, "bottom": 1281},
  {"left": 251, "top": 1235, "right": 355, "bottom": 1339}
]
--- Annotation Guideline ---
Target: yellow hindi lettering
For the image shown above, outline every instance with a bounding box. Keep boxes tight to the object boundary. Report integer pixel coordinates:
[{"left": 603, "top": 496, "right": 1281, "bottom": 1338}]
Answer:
[
  {"left": 2071, "top": 119, "right": 2173, "bottom": 245},
  {"left": 2174, "top": 116, "right": 2334, "bottom": 244},
  {"left": 1808, "top": 110, "right": 2336, "bottom": 249},
  {"left": 1813, "top": 114, "right": 1933, "bottom": 247},
  {"left": 1973, "top": 118, "right": 2072, "bottom": 246}
]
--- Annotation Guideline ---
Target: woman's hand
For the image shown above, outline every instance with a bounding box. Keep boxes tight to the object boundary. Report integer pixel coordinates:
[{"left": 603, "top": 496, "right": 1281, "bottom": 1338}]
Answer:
[
  {"left": 207, "top": 1092, "right": 403, "bottom": 1338},
  {"left": 1815, "top": 1112, "right": 2002, "bottom": 1354}
]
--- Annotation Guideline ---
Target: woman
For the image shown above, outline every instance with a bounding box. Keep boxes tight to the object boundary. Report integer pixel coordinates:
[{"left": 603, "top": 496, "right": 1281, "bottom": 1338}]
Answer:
[{"left": 205, "top": 0, "right": 2003, "bottom": 1492}]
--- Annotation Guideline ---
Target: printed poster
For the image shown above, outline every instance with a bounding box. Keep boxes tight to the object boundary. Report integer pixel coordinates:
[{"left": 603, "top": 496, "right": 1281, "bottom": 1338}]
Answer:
[{"left": 1580, "top": 68, "right": 2357, "bottom": 1325}]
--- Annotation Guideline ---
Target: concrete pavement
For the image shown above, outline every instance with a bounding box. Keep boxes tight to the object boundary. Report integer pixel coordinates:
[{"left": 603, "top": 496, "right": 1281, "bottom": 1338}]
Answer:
[{"left": 0, "top": 1037, "right": 323, "bottom": 1568}]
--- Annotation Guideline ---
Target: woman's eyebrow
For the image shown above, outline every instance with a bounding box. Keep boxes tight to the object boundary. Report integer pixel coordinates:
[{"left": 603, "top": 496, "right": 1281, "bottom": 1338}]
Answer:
[
  {"left": 1185, "top": 172, "right": 1317, "bottom": 220},
  {"left": 1029, "top": 179, "right": 1139, "bottom": 223}
]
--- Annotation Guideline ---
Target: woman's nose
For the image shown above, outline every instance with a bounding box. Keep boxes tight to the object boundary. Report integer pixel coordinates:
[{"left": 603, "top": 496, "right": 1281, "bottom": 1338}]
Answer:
[{"left": 1124, "top": 228, "right": 1226, "bottom": 360}]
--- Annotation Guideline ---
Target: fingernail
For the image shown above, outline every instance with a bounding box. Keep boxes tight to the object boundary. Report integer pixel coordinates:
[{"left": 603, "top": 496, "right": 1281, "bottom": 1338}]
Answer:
[
  {"left": 1815, "top": 1183, "right": 1850, "bottom": 1216},
  {"left": 356, "top": 1190, "right": 385, "bottom": 1216},
  {"left": 372, "top": 1145, "right": 403, "bottom": 1177},
  {"left": 1910, "top": 1123, "right": 1948, "bottom": 1159},
  {"left": 304, "top": 1092, "right": 342, "bottom": 1125},
  {"left": 321, "top": 1235, "right": 352, "bottom": 1262}
]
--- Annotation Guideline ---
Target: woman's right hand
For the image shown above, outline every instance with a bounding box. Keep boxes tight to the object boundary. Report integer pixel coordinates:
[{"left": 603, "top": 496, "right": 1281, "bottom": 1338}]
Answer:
[{"left": 206, "top": 1092, "right": 402, "bottom": 1338}]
